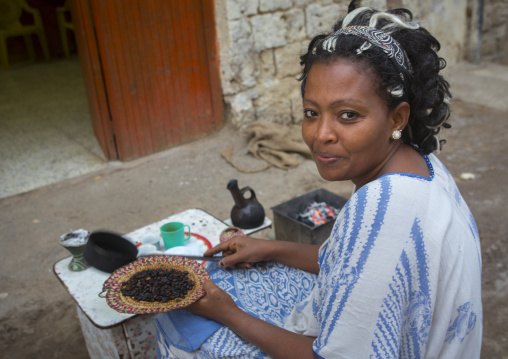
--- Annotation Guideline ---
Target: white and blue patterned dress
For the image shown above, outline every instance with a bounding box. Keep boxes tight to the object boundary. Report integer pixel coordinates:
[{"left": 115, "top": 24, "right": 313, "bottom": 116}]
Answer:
[{"left": 157, "top": 154, "right": 482, "bottom": 358}]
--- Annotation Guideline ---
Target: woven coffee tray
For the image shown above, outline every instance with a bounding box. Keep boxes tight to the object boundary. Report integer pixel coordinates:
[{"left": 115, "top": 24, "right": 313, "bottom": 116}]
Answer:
[{"left": 101, "top": 255, "right": 209, "bottom": 314}]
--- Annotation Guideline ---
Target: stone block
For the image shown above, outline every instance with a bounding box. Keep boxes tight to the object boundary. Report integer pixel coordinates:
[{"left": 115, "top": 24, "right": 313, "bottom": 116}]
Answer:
[
  {"left": 253, "top": 77, "right": 301, "bottom": 125},
  {"left": 223, "top": 51, "right": 258, "bottom": 94},
  {"left": 226, "top": 91, "right": 258, "bottom": 126},
  {"left": 482, "top": 38, "right": 497, "bottom": 57},
  {"left": 226, "top": 0, "right": 241, "bottom": 21},
  {"left": 358, "top": 0, "right": 388, "bottom": 9},
  {"left": 290, "top": 88, "right": 304, "bottom": 125},
  {"left": 275, "top": 42, "right": 303, "bottom": 78},
  {"left": 229, "top": 19, "right": 254, "bottom": 56},
  {"left": 259, "top": 49, "right": 276, "bottom": 78},
  {"left": 305, "top": 3, "right": 342, "bottom": 37},
  {"left": 255, "top": 105, "right": 293, "bottom": 125},
  {"left": 293, "top": 0, "right": 314, "bottom": 6},
  {"left": 283, "top": 8, "right": 306, "bottom": 43},
  {"left": 243, "top": 0, "right": 259, "bottom": 16},
  {"left": 219, "top": 62, "right": 240, "bottom": 96},
  {"left": 251, "top": 13, "right": 288, "bottom": 51},
  {"left": 226, "top": 0, "right": 259, "bottom": 21},
  {"left": 259, "top": 0, "right": 292, "bottom": 13},
  {"left": 238, "top": 56, "right": 258, "bottom": 88}
]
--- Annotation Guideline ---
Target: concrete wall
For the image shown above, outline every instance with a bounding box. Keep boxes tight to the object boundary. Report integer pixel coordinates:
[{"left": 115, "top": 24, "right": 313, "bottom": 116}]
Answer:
[{"left": 213, "top": 0, "right": 504, "bottom": 128}]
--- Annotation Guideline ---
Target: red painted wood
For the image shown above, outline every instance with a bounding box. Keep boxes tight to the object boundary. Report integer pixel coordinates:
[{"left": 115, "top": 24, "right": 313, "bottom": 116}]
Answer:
[
  {"left": 202, "top": 0, "right": 224, "bottom": 131},
  {"left": 70, "top": 0, "right": 118, "bottom": 160},
  {"left": 72, "top": 0, "right": 223, "bottom": 160}
]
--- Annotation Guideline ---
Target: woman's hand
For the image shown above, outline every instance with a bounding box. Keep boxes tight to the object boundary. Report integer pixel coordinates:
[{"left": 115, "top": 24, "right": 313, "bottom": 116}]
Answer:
[
  {"left": 204, "top": 236, "right": 273, "bottom": 269},
  {"left": 206, "top": 236, "right": 321, "bottom": 274},
  {"left": 186, "top": 280, "right": 240, "bottom": 324}
]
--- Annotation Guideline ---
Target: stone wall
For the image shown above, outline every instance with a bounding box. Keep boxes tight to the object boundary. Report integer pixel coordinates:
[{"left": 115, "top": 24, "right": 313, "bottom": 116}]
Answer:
[
  {"left": 214, "top": 0, "right": 340, "bottom": 127},
  {"left": 213, "top": 0, "right": 502, "bottom": 128},
  {"left": 482, "top": 0, "right": 508, "bottom": 63}
]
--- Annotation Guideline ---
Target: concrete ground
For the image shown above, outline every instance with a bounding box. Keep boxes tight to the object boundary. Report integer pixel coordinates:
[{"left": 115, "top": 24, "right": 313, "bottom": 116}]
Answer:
[{"left": 0, "top": 61, "right": 507, "bottom": 358}]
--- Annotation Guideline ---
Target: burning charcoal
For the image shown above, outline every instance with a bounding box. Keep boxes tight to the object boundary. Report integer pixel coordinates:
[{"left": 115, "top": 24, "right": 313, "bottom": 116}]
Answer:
[
  {"left": 298, "top": 201, "right": 340, "bottom": 227},
  {"left": 297, "top": 216, "right": 315, "bottom": 227}
]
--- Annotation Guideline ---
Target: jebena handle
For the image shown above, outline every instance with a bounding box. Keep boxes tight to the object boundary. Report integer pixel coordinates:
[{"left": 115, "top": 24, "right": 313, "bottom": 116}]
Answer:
[{"left": 240, "top": 186, "right": 256, "bottom": 199}]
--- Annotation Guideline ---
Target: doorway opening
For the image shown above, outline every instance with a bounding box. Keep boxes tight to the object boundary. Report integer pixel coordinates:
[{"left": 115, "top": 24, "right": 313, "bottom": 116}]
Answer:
[{"left": 0, "top": 55, "right": 107, "bottom": 199}]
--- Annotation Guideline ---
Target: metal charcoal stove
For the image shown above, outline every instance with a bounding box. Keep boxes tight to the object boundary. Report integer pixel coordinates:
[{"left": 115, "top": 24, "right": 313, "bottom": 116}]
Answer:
[{"left": 271, "top": 189, "right": 348, "bottom": 245}]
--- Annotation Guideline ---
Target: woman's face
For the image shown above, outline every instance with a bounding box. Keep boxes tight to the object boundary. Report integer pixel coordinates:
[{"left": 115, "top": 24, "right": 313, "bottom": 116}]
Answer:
[{"left": 302, "top": 59, "right": 399, "bottom": 188}]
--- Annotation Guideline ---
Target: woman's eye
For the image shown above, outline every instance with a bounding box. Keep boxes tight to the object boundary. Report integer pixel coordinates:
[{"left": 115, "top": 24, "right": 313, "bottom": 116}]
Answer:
[
  {"left": 304, "top": 109, "right": 317, "bottom": 118},
  {"left": 340, "top": 111, "right": 358, "bottom": 121}
]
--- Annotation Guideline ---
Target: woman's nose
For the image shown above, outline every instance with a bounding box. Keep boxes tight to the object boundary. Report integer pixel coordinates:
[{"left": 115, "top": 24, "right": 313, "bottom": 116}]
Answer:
[{"left": 316, "top": 117, "right": 337, "bottom": 143}]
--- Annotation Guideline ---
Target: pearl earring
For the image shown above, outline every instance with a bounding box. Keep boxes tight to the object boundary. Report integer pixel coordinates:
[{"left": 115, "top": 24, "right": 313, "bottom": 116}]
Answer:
[{"left": 392, "top": 130, "right": 402, "bottom": 140}]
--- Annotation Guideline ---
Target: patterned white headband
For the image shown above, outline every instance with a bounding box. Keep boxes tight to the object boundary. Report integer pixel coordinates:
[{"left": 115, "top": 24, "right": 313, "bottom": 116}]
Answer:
[{"left": 315, "top": 26, "right": 413, "bottom": 85}]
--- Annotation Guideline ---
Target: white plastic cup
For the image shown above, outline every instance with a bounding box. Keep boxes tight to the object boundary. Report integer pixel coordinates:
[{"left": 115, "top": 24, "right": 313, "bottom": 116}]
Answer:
[{"left": 140, "top": 234, "right": 162, "bottom": 250}]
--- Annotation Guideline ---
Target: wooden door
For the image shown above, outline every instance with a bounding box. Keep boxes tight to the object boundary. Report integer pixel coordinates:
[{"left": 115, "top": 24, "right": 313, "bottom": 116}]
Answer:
[{"left": 70, "top": 0, "right": 223, "bottom": 160}]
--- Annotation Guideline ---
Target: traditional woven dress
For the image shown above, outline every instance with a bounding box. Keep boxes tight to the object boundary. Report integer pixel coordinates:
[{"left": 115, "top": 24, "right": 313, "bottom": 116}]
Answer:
[{"left": 156, "top": 154, "right": 482, "bottom": 359}]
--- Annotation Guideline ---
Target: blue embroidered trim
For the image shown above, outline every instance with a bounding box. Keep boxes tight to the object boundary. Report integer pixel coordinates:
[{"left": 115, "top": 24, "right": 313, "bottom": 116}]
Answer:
[{"left": 379, "top": 153, "right": 434, "bottom": 182}]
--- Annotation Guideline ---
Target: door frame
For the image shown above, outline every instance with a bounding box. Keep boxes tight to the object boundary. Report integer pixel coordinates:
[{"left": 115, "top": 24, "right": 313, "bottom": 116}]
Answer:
[{"left": 69, "top": 0, "right": 223, "bottom": 161}]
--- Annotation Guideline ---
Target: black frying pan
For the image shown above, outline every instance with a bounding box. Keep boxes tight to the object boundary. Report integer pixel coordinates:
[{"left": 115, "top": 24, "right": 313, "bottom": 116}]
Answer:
[{"left": 84, "top": 231, "right": 138, "bottom": 273}]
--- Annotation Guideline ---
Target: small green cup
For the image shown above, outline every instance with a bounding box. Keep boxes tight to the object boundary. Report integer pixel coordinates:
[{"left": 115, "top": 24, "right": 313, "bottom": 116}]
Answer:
[{"left": 160, "top": 222, "right": 191, "bottom": 249}]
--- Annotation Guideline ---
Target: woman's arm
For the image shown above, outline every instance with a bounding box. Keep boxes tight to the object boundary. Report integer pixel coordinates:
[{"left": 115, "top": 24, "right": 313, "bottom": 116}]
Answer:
[
  {"left": 264, "top": 239, "right": 321, "bottom": 274},
  {"left": 188, "top": 280, "right": 318, "bottom": 359},
  {"left": 204, "top": 236, "right": 320, "bottom": 274}
]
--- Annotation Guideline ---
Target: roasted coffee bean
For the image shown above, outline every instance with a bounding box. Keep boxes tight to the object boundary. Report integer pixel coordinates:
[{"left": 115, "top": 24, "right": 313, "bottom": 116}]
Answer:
[{"left": 121, "top": 268, "right": 195, "bottom": 303}]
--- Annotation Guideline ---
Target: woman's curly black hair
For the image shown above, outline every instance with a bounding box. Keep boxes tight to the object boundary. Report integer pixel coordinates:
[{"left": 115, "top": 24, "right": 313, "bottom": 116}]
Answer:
[{"left": 299, "top": 4, "right": 452, "bottom": 154}]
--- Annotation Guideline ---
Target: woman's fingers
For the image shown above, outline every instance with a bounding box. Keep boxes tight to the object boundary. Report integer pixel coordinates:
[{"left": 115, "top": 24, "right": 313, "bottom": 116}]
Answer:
[
  {"left": 219, "top": 253, "right": 256, "bottom": 269},
  {"left": 203, "top": 236, "right": 267, "bottom": 268},
  {"left": 203, "top": 240, "right": 235, "bottom": 256},
  {"left": 236, "top": 263, "right": 253, "bottom": 269},
  {"left": 202, "top": 279, "right": 218, "bottom": 292},
  {"left": 187, "top": 281, "right": 216, "bottom": 315},
  {"left": 218, "top": 250, "right": 248, "bottom": 268},
  {"left": 188, "top": 280, "right": 238, "bottom": 320}
]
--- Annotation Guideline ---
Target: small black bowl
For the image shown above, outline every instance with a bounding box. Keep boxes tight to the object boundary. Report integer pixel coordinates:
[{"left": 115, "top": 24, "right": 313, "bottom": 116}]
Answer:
[{"left": 84, "top": 231, "right": 138, "bottom": 273}]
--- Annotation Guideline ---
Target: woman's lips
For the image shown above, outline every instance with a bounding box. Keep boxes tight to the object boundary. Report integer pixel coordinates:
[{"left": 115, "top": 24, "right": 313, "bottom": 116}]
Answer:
[{"left": 315, "top": 151, "right": 341, "bottom": 164}]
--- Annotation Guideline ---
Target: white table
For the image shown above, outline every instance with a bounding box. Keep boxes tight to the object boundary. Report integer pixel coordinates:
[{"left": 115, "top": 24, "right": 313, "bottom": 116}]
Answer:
[{"left": 54, "top": 209, "right": 231, "bottom": 359}]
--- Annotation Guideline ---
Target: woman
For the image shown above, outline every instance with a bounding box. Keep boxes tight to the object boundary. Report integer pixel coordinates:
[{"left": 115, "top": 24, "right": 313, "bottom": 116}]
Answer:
[{"left": 156, "top": 4, "right": 482, "bottom": 358}]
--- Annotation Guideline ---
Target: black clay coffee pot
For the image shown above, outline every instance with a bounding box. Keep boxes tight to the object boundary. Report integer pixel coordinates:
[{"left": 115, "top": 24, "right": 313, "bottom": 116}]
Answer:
[{"left": 227, "top": 179, "right": 265, "bottom": 229}]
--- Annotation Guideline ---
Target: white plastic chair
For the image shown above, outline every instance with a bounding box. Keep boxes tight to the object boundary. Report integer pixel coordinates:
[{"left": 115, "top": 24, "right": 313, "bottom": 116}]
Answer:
[
  {"left": 56, "top": 0, "right": 74, "bottom": 58},
  {"left": 0, "top": 0, "right": 50, "bottom": 69}
]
